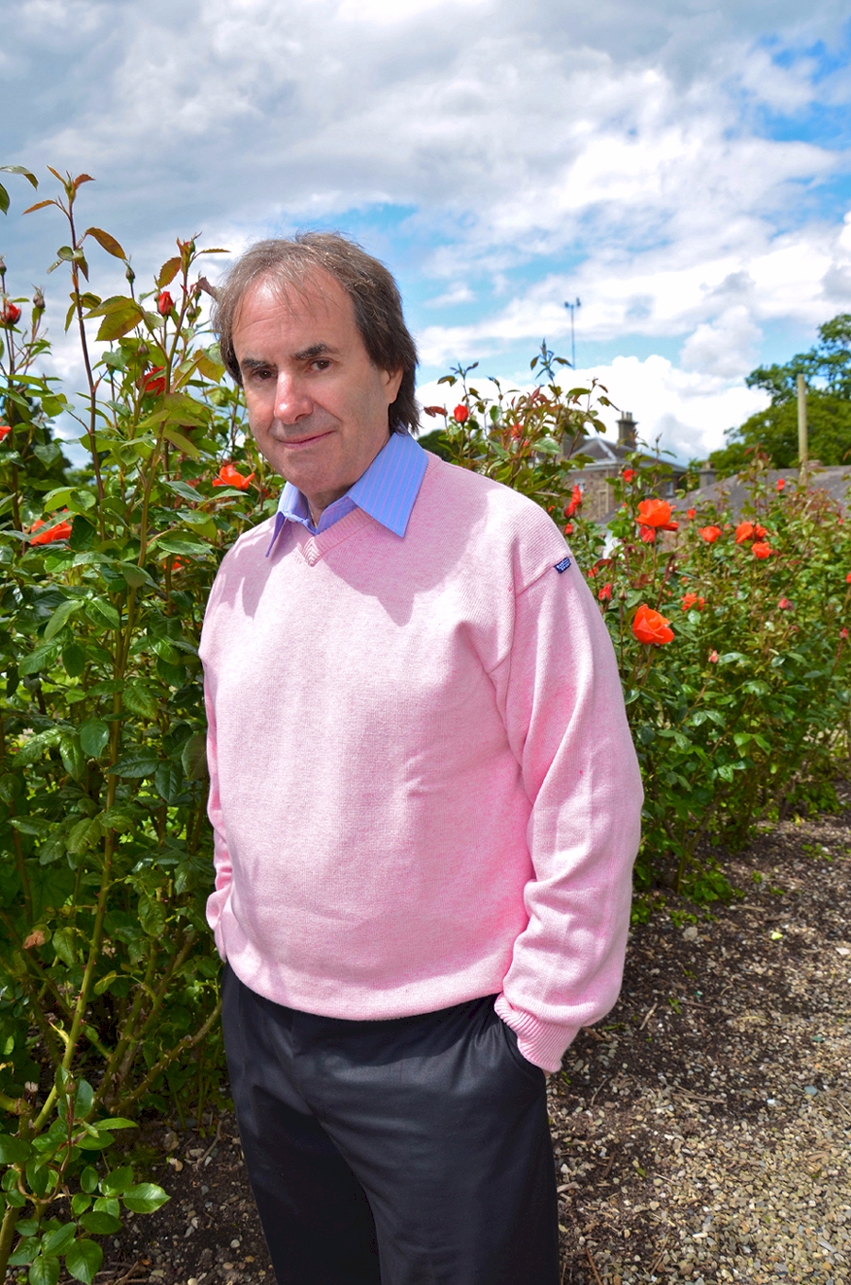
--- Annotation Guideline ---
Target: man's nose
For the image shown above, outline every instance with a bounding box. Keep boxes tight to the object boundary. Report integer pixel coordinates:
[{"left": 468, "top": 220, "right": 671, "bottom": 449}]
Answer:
[{"left": 275, "top": 372, "right": 313, "bottom": 423}]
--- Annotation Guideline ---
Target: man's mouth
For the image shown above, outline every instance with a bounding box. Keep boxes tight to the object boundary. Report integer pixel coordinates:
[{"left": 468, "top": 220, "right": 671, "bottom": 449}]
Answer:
[{"left": 279, "top": 430, "right": 333, "bottom": 450}]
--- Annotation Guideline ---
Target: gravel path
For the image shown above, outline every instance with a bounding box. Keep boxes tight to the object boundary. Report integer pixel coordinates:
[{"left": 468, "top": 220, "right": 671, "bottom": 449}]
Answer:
[{"left": 83, "top": 797, "right": 850, "bottom": 1285}]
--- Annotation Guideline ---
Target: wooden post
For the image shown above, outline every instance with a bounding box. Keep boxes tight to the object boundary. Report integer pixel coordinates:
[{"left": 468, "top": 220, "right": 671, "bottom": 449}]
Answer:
[{"left": 797, "top": 373, "right": 808, "bottom": 478}]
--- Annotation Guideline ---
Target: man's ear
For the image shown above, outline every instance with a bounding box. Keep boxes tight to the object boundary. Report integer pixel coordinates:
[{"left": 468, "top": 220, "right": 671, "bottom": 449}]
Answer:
[{"left": 384, "top": 367, "right": 404, "bottom": 403}]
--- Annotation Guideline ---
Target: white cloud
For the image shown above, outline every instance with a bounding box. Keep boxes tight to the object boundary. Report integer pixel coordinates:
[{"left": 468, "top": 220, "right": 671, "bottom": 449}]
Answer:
[{"left": 3, "top": 0, "right": 849, "bottom": 464}]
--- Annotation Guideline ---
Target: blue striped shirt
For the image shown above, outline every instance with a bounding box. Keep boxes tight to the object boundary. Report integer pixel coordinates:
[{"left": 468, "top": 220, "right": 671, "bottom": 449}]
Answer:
[{"left": 265, "top": 430, "right": 429, "bottom": 556}]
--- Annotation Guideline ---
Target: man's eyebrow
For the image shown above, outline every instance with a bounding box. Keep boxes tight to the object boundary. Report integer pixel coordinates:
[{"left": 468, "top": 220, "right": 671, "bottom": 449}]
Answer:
[
  {"left": 292, "top": 342, "right": 338, "bottom": 361},
  {"left": 239, "top": 357, "right": 271, "bottom": 372}
]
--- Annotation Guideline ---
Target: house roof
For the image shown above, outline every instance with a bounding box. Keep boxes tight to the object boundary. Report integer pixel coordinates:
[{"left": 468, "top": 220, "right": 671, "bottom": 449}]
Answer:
[{"left": 673, "top": 466, "right": 851, "bottom": 516}]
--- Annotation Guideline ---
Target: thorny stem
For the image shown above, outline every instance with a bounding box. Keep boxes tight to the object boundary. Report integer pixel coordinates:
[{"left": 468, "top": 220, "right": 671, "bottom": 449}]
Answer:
[{"left": 66, "top": 197, "right": 106, "bottom": 534}]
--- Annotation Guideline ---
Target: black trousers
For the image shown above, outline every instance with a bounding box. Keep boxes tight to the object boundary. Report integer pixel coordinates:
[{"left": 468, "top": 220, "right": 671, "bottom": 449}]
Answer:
[{"left": 222, "top": 965, "right": 559, "bottom": 1285}]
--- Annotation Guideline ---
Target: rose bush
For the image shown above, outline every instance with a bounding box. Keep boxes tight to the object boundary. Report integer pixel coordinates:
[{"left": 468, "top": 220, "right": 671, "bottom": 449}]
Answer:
[
  {"left": 442, "top": 377, "right": 851, "bottom": 906},
  {"left": 0, "top": 168, "right": 271, "bottom": 1282}
]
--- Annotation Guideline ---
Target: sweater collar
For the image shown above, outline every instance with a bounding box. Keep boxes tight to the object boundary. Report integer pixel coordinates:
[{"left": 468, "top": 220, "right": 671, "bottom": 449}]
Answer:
[{"left": 266, "top": 430, "right": 429, "bottom": 556}]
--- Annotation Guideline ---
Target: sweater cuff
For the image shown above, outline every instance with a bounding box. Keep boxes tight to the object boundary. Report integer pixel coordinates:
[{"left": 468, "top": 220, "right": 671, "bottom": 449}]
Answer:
[{"left": 494, "top": 994, "right": 580, "bottom": 1074}]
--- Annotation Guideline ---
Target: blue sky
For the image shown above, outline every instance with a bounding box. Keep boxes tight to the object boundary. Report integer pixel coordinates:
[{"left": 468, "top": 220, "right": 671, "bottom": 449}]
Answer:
[{"left": 2, "top": 0, "right": 851, "bottom": 463}]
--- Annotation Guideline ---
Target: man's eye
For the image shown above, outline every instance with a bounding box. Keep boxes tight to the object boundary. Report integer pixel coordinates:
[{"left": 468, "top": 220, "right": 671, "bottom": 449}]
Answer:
[{"left": 311, "top": 359, "right": 331, "bottom": 371}]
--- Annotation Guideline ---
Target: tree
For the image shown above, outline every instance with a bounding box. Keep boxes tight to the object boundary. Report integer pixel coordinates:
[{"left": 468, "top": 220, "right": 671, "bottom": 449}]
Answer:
[{"left": 710, "top": 314, "right": 851, "bottom": 476}]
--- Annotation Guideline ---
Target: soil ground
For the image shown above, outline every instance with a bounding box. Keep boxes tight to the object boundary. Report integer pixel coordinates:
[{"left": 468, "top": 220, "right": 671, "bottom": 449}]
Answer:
[{"left": 57, "top": 799, "right": 851, "bottom": 1284}]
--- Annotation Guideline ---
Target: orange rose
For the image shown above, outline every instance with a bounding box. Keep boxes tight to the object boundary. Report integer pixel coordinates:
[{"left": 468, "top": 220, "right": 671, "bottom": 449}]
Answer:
[
  {"left": 30, "top": 514, "right": 73, "bottom": 545},
  {"left": 632, "top": 604, "right": 674, "bottom": 645},
  {"left": 636, "top": 498, "right": 678, "bottom": 531},
  {"left": 212, "top": 463, "right": 255, "bottom": 490},
  {"left": 752, "top": 542, "right": 771, "bottom": 559},
  {"left": 699, "top": 526, "right": 721, "bottom": 543}
]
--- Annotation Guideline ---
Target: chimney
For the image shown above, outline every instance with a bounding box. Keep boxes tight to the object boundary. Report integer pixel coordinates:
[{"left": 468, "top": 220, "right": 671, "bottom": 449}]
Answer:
[{"left": 617, "top": 411, "right": 637, "bottom": 448}]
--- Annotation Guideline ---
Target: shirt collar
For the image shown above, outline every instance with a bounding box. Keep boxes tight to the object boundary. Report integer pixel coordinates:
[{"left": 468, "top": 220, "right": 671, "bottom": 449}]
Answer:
[{"left": 268, "top": 430, "right": 429, "bottom": 555}]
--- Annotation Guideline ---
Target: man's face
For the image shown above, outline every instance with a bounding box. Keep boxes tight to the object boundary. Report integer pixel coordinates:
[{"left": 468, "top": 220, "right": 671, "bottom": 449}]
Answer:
[{"left": 232, "top": 271, "right": 403, "bottom": 517}]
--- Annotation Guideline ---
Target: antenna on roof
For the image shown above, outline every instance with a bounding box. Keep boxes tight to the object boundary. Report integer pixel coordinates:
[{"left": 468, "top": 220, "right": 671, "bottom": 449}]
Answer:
[{"left": 563, "top": 298, "right": 581, "bottom": 369}]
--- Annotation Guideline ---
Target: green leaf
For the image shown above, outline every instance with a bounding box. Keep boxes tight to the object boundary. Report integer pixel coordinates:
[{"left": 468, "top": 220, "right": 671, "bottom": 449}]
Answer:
[
  {"left": 154, "top": 762, "right": 183, "bottom": 804},
  {"left": 121, "top": 1182, "right": 170, "bottom": 1214},
  {"left": 62, "top": 642, "right": 87, "bottom": 677},
  {"left": 29, "top": 1254, "right": 60, "bottom": 1285},
  {"left": 139, "top": 895, "right": 167, "bottom": 937},
  {"left": 107, "top": 749, "right": 158, "bottom": 778},
  {"left": 71, "top": 1193, "right": 92, "bottom": 1216},
  {"left": 181, "top": 730, "right": 208, "bottom": 780},
  {"left": 74, "top": 1079, "right": 94, "bottom": 1119},
  {"left": 162, "top": 426, "right": 200, "bottom": 459},
  {"left": 43, "top": 597, "right": 83, "bottom": 641},
  {"left": 59, "top": 732, "right": 86, "bottom": 781},
  {"left": 66, "top": 817, "right": 102, "bottom": 855},
  {"left": 100, "top": 1165, "right": 134, "bottom": 1197},
  {"left": 43, "top": 1224, "right": 77, "bottom": 1257},
  {"left": 0, "top": 164, "right": 38, "bottom": 189},
  {"left": 19, "top": 641, "right": 61, "bottom": 676},
  {"left": 15, "top": 729, "right": 60, "bottom": 765},
  {"left": 9, "top": 816, "right": 52, "bottom": 837},
  {"left": 65, "top": 1239, "right": 103, "bottom": 1285},
  {"left": 84, "top": 227, "right": 126, "bottom": 260},
  {"left": 52, "top": 927, "right": 77, "bottom": 966},
  {"left": 99, "top": 807, "right": 134, "bottom": 833},
  {"left": 96, "top": 303, "right": 145, "bottom": 342},
  {"left": 88, "top": 598, "right": 121, "bottom": 629},
  {"left": 8, "top": 1242, "right": 40, "bottom": 1266},
  {"left": 79, "top": 1166, "right": 98, "bottom": 1195},
  {"left": 0, "top": 1134, "right": 32, "bottom": 1164},
  {"left": 80, "top": 1209, "right": 122, "bottom": 1235},
  {"left": 122, "top": 681, "right": 159, "bottom": 720},
  {"left": 79, "top": 719, "right": 109, "bottom": 758},
  {"left": 154, "top": 535, "right": 210, "bottom": 558}
]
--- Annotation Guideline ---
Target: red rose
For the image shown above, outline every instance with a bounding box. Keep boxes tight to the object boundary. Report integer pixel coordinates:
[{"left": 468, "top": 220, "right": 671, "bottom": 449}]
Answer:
[
  {"left": 686, "top": 508, "right": 696, "bottom": 520},
  {"left": 639, "top": 526, "right": 656, "bottom": 543},
  {"left": 632, "top": 604, "right": 674, "bottom": 645},
  {"left": 735, "top": 521, "right": 753, "bottom": 544},
  {"left": 841, "top": 628, "right": 849, "bottom": 640},
  {"left": 1, "top": 301, "right": 21, "bottom": 326},
  {"left": 30, "top": 513, "right": 73, "bottom": 545},
  {"left": 778, "top": 597, "right": 792, "bottom": 610},
  {"left": 776, "top": 478, "right": 786, "bottom": 492},
  {"left": 846, "top": 572, "right": 851, "bottom": 584},
  {"left": 157, "top": 291, "right": 175, "bottom": 316},
  {"left": 681, "top": 593, "right": 705, "bottom": 611},
  {"left": 453, "top": 404, "right": 469, "bottom": 423},
  {"left": 709, "top": 650, "right": 719, "bottom": 663},
  {"left": 752, "top": 541, "right": 771, "bottom": 559},
  {"left": 622, "top": 468, "right": 635, "bottom": 482},
  {"left": 699, "top": 526, "right": 721, "bottom": 543},
  {"left": 598, "top": 583, "right": 612, "bottom": 602},
  {"left": 0, "top": 425, "right": 11, "bottom": 442},
  {"left": 754, "top": 524, "right": 767, "bottom": 538},
  {"left": 138, "top": 367, "right": 167, "bottom": 396},
  {"left": 212, "top": 462, "right": 255, "bottom": 490},
  {"left": 564, "top": 523, "right": 573, "bottom": 535},
  {"left": 564, "top": 484, "right": 583, "bottom": 518}
]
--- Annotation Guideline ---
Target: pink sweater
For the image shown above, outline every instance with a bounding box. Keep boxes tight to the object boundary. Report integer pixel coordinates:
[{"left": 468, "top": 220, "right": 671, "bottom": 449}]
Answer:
[{"left": 200, "top": 453, "right": 642, "bottom": 1072}]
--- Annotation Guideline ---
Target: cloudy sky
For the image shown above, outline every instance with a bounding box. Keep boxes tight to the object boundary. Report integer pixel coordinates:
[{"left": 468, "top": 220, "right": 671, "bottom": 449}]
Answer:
[{"left": 3, "top": 0, "right": 851, "bottom": 461}]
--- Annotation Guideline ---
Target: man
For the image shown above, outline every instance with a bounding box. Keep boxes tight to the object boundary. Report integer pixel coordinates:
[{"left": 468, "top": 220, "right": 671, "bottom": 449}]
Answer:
[{"left": 200, "top": 232, "right": 643, "bottom": 1285}]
